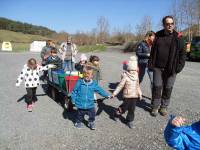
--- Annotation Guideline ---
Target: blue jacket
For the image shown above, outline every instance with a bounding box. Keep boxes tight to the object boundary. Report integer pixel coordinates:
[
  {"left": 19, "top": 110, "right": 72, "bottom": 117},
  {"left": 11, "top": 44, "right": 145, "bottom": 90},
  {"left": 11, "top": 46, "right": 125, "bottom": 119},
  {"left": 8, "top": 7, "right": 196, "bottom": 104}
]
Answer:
[
  {"left": 164, "top": 119, "right": 200, "bottom": 150},
  {"left": 71, "top": 79, "right": 109, "bottom": 109},
  {"left": 136, "top": 41, "right": 151, "bottom": 64}
]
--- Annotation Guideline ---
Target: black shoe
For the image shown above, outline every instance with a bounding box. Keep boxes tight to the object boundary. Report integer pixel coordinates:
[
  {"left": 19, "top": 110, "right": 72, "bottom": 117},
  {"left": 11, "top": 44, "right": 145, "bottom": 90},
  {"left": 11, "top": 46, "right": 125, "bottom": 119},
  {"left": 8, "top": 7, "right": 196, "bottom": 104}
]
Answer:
[
  {"left": 151, "top": 108, "right": 159, "bottom": 117},
  {"left": 127, "top": 121, "right": 134, "bottom": 129},
  {"left": 88, "top": 122, "right": 96, "bottom": 130},
  {"left": 159, "top": 107, "right": 168, "bottom": 116}
]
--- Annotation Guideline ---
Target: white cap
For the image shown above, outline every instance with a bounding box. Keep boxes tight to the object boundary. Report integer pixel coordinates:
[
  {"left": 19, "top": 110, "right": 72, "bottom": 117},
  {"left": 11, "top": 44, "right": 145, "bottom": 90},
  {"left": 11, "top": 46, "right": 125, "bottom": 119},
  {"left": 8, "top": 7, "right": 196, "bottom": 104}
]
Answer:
[
  {"left": 127, "top": 55, "right": 138, "bottom": 70},
  {"left": 80, "top": 54, "right": 87, "bottom": 61}
]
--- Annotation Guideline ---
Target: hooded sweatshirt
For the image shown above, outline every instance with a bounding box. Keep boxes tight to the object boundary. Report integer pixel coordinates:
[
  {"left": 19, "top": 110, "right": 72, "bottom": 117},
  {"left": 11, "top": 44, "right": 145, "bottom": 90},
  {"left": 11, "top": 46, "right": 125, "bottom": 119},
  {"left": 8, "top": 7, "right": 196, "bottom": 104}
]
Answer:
[{"left": 113, "top": 71, "right": 142, "bottom": 98}]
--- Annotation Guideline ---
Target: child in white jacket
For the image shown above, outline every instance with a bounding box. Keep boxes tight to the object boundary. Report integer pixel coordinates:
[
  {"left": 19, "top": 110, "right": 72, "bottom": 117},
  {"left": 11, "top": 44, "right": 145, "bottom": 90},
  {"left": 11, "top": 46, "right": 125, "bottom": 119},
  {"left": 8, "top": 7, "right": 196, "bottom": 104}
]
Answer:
[
  {"left": 16, "top": 58, "right": 55, "bottom": 112},
  {"left": 112, "top": 56, "right": 142, "bottom": 129}
]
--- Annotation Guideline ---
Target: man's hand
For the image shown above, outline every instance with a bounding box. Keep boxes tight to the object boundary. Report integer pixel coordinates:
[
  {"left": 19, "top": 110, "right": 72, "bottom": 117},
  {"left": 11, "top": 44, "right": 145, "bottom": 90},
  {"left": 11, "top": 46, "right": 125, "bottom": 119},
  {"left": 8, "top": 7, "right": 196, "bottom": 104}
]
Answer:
[{"left": 171, "top": 116, "right": 186, "bottom": 127}]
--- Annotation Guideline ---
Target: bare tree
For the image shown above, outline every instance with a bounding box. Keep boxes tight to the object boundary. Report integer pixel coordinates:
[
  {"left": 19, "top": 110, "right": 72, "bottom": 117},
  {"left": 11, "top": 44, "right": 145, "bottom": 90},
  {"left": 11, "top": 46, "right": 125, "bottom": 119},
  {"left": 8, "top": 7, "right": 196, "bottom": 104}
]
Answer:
[
  {"left": 96, "top": 16, "right": 109, "bottom": 43},
  {"left": 135, "top": 16, "right": 153, "bottom": 41},
  {"left": 171, "top": 0, "right": 199, "bottom": 40},
  {"left": 197, "top": 0, "right": 200, "bottom": 35}
]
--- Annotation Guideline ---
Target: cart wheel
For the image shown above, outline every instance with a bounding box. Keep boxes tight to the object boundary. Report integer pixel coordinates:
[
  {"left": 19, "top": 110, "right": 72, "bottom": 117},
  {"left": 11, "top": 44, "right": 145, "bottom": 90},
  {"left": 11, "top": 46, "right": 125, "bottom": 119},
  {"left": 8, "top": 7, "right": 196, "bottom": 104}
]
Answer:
[
  {"left": 64, "top": 96, "right": 74, "bottom": 111},
  {"left": 46, "top": 84, "right": 52, "bottom": 96},
  {"left": 51, "top": 87, "right": 57, "bottom": 100}
]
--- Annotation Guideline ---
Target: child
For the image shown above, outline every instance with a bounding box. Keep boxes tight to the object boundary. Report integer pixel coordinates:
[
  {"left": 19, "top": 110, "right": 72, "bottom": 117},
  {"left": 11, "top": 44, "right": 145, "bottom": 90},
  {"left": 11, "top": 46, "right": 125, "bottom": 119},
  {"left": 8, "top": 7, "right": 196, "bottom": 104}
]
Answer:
[
  {"left": 164, "top": 116, "right": 200, "bottom": 150},
  {"left": 75, "top": 53, "right": 87, "bottom": 74},
  {"left": 71, "top": 69, "right": 110, "bottom": 130},
  {"left": 16, "top": 58, "right": 56, "bottom": 112},
  {"left": 46, "top": 47, "right": 63, "bottom": 70},
  {"left": 86, "top": 55, "right": 101, "bottom": 84},
  {"left": 111, "top": 56, "right": 142, "bottom": 129}
]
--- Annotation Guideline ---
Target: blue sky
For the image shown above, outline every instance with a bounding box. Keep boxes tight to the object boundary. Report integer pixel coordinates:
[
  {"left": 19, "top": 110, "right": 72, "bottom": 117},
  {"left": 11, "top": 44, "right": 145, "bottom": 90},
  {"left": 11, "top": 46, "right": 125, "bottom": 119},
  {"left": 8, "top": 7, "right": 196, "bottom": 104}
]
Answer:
[{"left": 0, "top": 0, "right": 174, "bottom": 34}]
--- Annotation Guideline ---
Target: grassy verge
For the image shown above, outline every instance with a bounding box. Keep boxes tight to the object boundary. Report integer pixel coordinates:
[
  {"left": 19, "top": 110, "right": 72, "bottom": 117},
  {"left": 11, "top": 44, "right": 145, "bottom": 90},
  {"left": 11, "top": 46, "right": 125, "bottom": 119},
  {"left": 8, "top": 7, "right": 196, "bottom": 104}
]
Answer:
[
  {"left": 78, "top": 44, "right": 107, "bottom": 52},
  {"left": 0, "top": 43, "right": 29, "bottom": 52},
  {"left": 12, "top": 43, "right": 29, "bottom": 52}
]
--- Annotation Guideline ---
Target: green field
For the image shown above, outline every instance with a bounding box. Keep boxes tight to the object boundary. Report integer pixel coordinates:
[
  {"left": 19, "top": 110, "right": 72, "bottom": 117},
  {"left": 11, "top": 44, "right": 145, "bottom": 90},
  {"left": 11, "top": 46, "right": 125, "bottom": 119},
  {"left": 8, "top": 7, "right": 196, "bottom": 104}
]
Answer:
[
  {"left": 78, "top": 44, "right": 107, "bottom": 52},
  {"left": 0, "top": 29, "right": 50, "bottom": 52},
  {"left": 0, "top": 30, "right": 107, "bottom": 52},
  {"left": 0, "top": 29, "right": 49, "bottom": 43}
]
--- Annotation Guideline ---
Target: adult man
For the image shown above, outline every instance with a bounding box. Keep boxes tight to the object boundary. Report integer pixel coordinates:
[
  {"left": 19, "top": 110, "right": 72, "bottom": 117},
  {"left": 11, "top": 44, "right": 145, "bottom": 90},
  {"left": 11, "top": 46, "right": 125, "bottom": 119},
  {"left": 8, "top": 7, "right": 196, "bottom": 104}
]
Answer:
[
  {"left": 40, "top": 40, "right": 55, "bottom": 65},
  {"left": 149, "top": 16, "right": 186, "bottom": 117},
  {"left": 60, "top": 37, "right": 78, "bottom": 71}
]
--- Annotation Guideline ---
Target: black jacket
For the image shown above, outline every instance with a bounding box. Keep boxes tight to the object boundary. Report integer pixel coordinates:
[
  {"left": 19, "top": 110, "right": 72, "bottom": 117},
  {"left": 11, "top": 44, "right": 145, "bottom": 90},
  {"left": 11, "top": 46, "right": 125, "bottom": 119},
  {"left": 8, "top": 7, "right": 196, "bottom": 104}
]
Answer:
[{"left": 149, "top": 30, "right": 186, "bottom": 76}]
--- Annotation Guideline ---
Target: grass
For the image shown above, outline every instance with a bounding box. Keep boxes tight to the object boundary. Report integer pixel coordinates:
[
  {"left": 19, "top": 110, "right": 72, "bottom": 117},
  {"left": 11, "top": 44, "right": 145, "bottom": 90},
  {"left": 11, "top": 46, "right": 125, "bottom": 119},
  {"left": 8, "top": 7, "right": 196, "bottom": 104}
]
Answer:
[
  {"left": 78, "top": 44, "right": 107, "bottom": 52},
  {"left": 0, "top": 29, "right": 49, "bottom": 43},
  {"left": 0, "top": 29, "right": 50, "bottom": 52},
  {"left": 0, "top": 42, "right": 30, "bottom": 52},
  {"left": 0, "top": 30, "right": 107, "bottom": 52}
]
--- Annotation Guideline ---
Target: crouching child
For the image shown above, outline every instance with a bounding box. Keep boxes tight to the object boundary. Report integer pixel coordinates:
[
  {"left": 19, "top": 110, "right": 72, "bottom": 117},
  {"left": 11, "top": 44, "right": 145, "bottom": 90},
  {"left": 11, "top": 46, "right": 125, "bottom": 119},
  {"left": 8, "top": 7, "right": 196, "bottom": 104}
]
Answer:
[{"left": 71, "top": 68, "right": 110, "bottom": 130}]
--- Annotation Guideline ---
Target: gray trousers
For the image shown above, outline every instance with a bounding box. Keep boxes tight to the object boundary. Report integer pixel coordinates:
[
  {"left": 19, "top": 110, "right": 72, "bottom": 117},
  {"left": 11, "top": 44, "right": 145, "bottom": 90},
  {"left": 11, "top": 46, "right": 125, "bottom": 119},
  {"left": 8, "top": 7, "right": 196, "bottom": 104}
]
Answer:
[{"left": 152, "top": 68, "right": 176, "bottom": 109}]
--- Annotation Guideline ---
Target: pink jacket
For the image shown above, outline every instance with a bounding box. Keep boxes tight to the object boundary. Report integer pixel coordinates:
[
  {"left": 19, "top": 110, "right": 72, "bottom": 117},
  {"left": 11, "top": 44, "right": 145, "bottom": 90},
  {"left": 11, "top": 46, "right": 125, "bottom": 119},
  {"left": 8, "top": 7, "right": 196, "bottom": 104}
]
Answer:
[{"left": 113, "top": 71, "right": 142, "bottom": 99}]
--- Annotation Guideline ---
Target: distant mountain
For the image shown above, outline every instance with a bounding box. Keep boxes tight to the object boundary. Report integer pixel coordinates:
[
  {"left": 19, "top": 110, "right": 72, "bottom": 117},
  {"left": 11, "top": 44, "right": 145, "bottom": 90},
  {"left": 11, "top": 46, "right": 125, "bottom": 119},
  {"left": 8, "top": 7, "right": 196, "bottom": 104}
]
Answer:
[{"left": 0, "top": 17, "right": 56, "bottom": 36}]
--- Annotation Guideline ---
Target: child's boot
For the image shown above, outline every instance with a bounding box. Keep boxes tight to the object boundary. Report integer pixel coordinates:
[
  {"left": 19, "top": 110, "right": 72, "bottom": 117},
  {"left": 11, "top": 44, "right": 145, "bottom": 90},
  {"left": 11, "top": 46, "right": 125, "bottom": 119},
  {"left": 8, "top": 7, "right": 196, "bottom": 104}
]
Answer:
[
  {"left": 88, "top": 121, "right": 96, "bottom": 130},
  {"left": 127, "top": 121, "right": 134, "bottom": 129},
  {"left": 27, "top": 104, "right": 33, "bottom": 112},
  {"left": 74, "top": 122, "right": 82, "bottom": 129}
]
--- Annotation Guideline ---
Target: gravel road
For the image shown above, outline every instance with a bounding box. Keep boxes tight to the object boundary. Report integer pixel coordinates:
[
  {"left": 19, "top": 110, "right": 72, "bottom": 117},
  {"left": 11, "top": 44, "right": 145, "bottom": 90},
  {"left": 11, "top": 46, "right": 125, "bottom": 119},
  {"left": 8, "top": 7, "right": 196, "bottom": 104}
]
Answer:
[{"left": 0, "top": 47, "right": 199, "bottom": 150}]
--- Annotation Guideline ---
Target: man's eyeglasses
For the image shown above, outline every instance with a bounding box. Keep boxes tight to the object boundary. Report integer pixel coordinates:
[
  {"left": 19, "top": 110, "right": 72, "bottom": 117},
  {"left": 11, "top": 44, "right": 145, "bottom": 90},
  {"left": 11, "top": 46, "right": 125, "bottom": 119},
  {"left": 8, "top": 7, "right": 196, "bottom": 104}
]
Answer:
[{"left": 165, "top": 22, "right": 174, "bottom": 26}]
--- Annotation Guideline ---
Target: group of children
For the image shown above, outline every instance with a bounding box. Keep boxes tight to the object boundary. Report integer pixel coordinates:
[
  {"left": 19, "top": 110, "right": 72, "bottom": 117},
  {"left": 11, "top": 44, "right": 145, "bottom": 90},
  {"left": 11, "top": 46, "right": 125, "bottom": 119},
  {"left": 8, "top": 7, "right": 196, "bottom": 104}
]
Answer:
[{"left": 16, "top": 45, "right": 142, "bottom": 129}]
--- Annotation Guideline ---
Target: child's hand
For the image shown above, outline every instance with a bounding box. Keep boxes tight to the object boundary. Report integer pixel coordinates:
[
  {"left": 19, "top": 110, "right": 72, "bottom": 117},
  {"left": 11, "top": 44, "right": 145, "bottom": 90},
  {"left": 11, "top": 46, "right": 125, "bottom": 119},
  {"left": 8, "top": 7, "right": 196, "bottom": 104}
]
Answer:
[
  {"left": 110, "top": 94, "right": 115, "bottom": 99},
  {"left": 171, "top": 116, "right": 186, "bottom": 127}
]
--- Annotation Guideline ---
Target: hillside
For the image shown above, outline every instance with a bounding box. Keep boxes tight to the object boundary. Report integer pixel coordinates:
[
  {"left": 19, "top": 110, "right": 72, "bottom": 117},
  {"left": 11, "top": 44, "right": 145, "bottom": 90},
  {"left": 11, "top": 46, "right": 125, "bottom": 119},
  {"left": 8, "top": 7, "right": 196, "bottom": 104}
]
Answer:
[
  {"left": 0, "top": 30, "right": 50, "bottom": 43},
  {"left": 0, "top": 17, "right": 56, "bottom": 36}
]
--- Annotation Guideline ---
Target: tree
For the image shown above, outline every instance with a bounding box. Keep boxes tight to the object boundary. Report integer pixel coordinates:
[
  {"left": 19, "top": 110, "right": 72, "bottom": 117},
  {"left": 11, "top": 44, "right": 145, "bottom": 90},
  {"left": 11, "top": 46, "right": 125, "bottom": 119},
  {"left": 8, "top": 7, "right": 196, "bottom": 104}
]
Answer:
[
  {"left": 135, "top": 16, "right": 153, "bottom": 41},
  {"left": 96, "top": 16, "right": 109, "bottom": 43},
  {"left": 171, "top": 0, "right": 199, "bottom": 40}
]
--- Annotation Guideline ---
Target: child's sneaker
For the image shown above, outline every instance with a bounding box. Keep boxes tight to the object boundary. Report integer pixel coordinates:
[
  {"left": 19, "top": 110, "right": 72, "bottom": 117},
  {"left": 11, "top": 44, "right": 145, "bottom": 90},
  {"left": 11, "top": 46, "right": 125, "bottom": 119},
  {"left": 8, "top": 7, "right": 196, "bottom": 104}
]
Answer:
[
  {"left": 27, "top": 104, "right": 33, "bottom": 112},
  {"left": 88, "top": 122, "right": 96, "bottom": 130},
  {"left": 127, "top": 121, "right": 134, "bottom": 129},
  {"left": 74, "top": 122, "right": 82, "bottom": 129}
]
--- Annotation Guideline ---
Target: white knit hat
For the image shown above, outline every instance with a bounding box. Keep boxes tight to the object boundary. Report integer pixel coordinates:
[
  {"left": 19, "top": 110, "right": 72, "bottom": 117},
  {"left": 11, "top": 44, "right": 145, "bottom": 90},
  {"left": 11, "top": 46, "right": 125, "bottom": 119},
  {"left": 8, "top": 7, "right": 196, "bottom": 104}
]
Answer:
[
  {"left": 127, "top": 55, "right": 138, "bottom": 70},
  {"left": 80, "top": 54, "right": 87, "bottom": 61}
]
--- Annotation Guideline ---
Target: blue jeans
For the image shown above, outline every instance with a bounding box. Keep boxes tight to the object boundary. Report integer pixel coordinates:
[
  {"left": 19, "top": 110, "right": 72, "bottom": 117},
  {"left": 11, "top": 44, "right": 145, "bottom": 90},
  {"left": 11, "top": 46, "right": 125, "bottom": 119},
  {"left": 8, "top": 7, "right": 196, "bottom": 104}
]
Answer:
[
  {"left": 63, "top": 60, "right": 74, "bottom": 71},
  {"left": 76, "top": 108, "right": 95, "bottom": 123},
  {"left": 138, "top": 63, "right": 153, "bottom": 88}
]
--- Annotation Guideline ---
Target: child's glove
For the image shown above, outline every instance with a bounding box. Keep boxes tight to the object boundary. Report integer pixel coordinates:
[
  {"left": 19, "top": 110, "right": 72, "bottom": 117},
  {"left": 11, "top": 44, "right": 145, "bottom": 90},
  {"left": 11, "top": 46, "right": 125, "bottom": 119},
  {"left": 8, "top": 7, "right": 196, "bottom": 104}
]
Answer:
[
  {"left": 48, "top": 64, "right": 57, "bottom": 69},
  {"left": 16, "top": 82, "right": 20, "bottom": 87}
]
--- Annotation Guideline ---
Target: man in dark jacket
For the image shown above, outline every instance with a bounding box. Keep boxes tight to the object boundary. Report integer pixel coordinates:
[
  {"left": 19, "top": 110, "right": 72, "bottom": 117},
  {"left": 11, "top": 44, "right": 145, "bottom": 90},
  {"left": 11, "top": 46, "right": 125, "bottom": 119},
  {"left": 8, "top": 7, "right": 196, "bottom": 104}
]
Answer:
[{"left": 149, "top": 16, "right": 186, "bottom": 117}]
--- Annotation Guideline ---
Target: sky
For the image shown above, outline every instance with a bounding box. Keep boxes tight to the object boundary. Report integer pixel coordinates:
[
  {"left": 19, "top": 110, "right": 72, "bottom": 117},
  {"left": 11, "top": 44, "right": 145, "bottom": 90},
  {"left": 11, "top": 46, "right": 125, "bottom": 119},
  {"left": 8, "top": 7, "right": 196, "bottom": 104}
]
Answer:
[{"left": 0, "top": 0, "right": 174, "bottom": 34}]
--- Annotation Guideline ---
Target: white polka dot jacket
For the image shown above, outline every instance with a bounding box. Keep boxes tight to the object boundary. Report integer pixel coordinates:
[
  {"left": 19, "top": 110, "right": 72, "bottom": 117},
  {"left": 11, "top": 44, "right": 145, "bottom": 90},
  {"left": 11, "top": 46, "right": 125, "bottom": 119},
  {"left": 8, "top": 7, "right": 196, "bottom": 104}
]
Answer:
[{"left": 16, "top": 64, "right": 51, "bottom": 88}]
